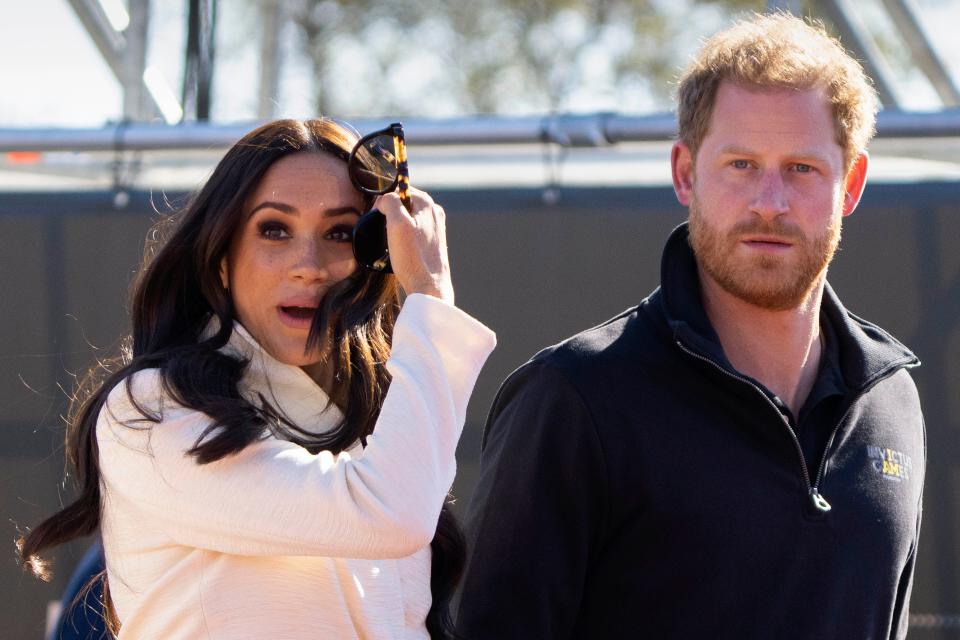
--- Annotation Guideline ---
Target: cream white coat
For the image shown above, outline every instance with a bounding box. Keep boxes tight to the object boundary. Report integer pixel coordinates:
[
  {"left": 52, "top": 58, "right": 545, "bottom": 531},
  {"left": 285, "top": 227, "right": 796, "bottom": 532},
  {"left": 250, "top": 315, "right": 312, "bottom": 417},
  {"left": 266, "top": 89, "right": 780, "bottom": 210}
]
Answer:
[{"left": 98, "top": 294, "right": 496, "bottom": 639}]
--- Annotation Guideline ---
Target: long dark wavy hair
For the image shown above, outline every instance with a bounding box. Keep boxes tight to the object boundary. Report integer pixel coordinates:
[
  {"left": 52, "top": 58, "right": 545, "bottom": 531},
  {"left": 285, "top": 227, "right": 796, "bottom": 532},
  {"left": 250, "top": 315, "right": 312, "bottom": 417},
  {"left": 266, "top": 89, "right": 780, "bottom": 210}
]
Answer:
[{"left": 18, "top": 118, "right": 465, "bottom": 639}]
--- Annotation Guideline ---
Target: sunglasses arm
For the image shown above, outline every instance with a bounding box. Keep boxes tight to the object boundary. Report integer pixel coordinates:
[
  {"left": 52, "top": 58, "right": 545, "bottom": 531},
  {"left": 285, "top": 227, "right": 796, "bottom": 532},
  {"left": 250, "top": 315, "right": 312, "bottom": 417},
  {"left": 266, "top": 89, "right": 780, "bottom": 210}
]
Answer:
[{"left": 394, "top": 129, "right": 413, "bottom": 213}]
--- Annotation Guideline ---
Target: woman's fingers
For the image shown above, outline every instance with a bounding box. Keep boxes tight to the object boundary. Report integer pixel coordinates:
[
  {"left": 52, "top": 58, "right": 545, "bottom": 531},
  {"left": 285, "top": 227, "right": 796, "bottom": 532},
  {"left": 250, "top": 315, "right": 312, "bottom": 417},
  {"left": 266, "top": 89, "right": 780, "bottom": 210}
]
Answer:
[{"left": 373, "top": 188, "right": 454, "bottom": 305}]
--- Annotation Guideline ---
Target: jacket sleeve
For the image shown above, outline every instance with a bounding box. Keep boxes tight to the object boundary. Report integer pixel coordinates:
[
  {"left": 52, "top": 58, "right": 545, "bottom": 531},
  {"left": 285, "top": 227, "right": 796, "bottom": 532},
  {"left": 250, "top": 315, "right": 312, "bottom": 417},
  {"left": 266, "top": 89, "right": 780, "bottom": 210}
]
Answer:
[
  {"left": 97, "top": 294, "right": 495, "bottom": 559},
  {"left": 890, "top": 539, "right": 917, "bottom": 639},
  {"left": 456, "top": 361, "right": 607, "bottom": 640},
  {"left": 892, "top": 415, "right": 925, "bottom": 640}
]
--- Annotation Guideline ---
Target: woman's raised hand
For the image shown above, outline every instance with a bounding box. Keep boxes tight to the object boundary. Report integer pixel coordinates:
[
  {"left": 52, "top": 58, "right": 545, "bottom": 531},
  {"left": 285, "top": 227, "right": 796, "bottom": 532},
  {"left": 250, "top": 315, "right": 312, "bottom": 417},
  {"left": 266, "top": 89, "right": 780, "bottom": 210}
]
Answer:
[{"left": 374, "top": 187, "right": 454, "bottom": 305}]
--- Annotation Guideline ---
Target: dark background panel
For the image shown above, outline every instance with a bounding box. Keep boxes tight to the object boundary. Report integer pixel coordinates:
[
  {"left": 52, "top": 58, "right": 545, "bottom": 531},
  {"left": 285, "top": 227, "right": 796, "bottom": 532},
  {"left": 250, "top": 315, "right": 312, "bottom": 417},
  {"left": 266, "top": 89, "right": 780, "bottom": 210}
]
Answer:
[
  {"left": 0, "top": 215, "right": 56, "bottom": 438},
  {"left": 0, "top": 183, "right": 957, "bottom": 638}
]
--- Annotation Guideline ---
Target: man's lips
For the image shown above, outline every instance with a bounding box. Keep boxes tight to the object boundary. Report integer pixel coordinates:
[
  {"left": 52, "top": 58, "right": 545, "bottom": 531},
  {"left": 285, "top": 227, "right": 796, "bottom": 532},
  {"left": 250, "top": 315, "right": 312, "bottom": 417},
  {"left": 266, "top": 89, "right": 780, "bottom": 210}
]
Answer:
[{"left": 741, "top": 235, "right": 794, "bottom": 251}]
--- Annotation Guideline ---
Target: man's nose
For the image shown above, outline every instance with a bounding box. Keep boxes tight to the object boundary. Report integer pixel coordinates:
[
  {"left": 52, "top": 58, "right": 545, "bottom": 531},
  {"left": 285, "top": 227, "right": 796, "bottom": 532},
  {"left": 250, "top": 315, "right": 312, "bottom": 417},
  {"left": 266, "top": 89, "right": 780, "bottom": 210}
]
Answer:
[{"left": 749, "top": 169, "right": 789, "bottom": 219}]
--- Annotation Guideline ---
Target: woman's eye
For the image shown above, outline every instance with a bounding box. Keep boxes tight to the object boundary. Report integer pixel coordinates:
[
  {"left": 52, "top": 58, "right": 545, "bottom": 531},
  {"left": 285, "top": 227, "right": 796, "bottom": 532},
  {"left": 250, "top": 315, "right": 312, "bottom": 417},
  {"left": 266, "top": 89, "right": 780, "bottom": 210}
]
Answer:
[
  {"left": 326, "top": 225, "right": 354, "bottom": 243},
  {"left": 257, "top": 221, "right": 291, "bottom": 240}
]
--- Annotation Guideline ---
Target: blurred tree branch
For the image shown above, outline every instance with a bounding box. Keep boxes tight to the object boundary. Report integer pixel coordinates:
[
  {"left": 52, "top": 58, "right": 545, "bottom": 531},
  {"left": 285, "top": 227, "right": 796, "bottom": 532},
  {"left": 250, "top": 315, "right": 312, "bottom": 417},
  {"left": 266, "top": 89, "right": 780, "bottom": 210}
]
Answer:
[{"left": 278, "top": 0, "right": 764, "bottom": 116}]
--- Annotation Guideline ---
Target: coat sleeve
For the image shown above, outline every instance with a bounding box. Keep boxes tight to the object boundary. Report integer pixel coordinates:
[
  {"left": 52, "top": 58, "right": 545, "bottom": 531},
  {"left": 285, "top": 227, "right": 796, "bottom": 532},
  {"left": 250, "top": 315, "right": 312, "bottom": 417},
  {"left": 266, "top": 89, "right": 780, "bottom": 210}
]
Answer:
[
  {"left": 97, "top": 294, "right": 495, "bottom": 559},
  {"left": 456, "top": 361, "right": 607, "bottom": 640}
]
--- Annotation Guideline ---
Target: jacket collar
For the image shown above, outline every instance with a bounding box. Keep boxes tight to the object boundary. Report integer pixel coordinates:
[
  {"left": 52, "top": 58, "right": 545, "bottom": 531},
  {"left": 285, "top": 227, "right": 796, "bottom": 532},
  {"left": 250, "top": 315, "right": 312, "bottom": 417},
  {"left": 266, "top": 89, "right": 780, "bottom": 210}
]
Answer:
[{"left": 656, "top": 222, "right": 919, "bottom": 391}]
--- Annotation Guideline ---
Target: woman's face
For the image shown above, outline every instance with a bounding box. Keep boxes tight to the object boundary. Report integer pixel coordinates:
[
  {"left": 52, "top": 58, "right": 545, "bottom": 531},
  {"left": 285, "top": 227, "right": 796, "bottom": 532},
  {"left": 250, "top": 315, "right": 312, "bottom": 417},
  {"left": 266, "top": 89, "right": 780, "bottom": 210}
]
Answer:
[{"left": 224, "top": 151, "right": 362, "bottom": 371}]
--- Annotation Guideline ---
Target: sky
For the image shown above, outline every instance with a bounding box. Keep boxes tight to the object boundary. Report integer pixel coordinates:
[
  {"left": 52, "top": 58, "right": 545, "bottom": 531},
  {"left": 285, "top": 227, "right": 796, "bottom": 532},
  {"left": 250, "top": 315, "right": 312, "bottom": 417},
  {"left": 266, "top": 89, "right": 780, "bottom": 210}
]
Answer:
[{"left": 0, "top": 0, "right": 958, "bottom": 128}]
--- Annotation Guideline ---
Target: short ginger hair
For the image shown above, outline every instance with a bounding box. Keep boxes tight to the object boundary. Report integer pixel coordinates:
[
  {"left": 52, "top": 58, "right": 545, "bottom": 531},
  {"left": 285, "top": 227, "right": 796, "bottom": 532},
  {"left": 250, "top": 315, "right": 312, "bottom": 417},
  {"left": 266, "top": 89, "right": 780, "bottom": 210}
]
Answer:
[{"left": 676, "top": 12, "right": 879, "bottom": 169}]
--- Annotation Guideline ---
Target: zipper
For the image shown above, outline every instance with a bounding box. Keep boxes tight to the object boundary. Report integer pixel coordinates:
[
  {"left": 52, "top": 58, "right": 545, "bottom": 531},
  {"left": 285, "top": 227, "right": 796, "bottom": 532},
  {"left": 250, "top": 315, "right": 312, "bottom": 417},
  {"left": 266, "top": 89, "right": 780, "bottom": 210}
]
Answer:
[
  {"left": 676, "top": 333, "right": 917, "bottom": 515},
  {"left": 676, "top": 339, "right": 831, "bottom": 514}
]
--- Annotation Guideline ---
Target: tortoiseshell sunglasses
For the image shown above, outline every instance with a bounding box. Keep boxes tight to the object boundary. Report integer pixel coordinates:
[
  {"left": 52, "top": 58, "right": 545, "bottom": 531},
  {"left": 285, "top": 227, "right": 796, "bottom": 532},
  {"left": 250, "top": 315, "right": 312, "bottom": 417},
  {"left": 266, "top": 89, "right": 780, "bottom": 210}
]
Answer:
[{"left": 347, "top": 122, "right": 411, "bottom": 273}]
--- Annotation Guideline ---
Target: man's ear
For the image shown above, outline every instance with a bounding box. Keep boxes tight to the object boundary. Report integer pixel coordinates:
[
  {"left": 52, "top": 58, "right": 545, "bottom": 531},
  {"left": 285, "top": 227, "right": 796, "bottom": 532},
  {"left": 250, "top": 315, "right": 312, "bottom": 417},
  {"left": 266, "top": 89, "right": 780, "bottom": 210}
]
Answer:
[
  {"left": 219, "top": 256, "right": 229, "bottom": 290},
  {"left": 841, "top": 152, "right": 869, "bottom": 217},
  {"left": 671, "top": 141, "right": 695, "bottom": 206}
]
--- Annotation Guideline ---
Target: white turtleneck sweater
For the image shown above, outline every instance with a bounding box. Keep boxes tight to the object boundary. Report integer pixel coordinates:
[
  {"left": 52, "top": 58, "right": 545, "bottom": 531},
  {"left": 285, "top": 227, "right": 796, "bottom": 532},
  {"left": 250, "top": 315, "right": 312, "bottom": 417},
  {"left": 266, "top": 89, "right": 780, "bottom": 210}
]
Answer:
[{"left": 97, "top": 294, "right": 496, "bottom": 639}]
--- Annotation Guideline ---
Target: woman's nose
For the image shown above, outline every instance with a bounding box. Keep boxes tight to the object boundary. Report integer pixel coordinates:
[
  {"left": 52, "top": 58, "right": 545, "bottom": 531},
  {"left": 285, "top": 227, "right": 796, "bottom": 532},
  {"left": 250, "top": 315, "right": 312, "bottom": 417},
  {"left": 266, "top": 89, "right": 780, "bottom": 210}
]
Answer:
[{"left": 289, "top": 238, "right": 328, "bottom": 282}]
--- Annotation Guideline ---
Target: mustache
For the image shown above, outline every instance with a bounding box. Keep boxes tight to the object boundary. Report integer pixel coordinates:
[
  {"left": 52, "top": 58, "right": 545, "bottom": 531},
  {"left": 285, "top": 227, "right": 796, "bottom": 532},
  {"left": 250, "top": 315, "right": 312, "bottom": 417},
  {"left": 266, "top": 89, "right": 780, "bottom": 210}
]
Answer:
[{"left": 729, "top": 217, "right": 804, "bottom": 240}]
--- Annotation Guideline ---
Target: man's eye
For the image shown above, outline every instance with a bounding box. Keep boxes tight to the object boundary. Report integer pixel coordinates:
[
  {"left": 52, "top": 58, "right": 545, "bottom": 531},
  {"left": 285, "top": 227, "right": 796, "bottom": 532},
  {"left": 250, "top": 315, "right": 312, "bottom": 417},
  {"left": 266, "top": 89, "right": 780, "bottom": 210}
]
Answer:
[
  {"left": 794, "top": 163, "right": 813, "bottom": 173},
  {"left": 731, "top": 159, "right": 750, "bottom": 169},
  {"left": 258, "top": 222, "right": 290, "bottom": 240}
]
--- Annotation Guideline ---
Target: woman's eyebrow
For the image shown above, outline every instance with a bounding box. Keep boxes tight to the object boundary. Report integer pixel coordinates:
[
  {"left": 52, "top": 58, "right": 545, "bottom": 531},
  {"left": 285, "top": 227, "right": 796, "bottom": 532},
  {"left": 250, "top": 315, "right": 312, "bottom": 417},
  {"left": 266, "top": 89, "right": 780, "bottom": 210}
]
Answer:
[
  {"left": 324, "top": 205, "right": 363, "bottom": 217},
  {"left": 247, "top": 202, "right": 361, "bottom": 218},
  {"left": 248, "top": 200, "right": 296, "bottom": 218}
]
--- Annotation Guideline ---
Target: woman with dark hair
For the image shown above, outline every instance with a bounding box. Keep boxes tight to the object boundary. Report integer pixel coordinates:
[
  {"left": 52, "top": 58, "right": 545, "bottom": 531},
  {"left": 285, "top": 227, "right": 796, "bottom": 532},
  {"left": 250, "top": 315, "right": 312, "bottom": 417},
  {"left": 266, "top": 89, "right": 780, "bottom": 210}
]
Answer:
[{"left": 19, "top": 118, "right": 495, "bottom": 639}]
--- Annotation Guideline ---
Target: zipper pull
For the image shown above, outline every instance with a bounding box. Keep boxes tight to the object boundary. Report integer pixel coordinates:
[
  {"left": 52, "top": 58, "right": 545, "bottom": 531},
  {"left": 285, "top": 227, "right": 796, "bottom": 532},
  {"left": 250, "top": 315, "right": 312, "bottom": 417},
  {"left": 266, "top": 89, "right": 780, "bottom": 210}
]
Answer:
[{"left": 809, "top": 488, "right": 832, "bottom": 513}]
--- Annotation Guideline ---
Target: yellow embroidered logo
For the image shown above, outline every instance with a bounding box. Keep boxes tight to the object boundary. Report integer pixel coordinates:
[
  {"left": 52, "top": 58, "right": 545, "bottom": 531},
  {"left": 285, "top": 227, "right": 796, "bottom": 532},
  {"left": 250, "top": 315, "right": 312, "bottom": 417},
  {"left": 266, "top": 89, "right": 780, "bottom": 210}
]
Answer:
[{"left": 867, "top": 446, "right": 912, "bottom": 481}]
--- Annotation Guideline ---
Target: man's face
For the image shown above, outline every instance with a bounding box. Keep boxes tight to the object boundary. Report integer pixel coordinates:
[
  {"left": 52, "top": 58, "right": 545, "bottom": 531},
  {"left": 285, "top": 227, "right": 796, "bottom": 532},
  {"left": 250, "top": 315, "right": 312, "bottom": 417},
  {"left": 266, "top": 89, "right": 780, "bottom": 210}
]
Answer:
[{"left": 672, "top": 82, "right": 867, "bottom": 311}]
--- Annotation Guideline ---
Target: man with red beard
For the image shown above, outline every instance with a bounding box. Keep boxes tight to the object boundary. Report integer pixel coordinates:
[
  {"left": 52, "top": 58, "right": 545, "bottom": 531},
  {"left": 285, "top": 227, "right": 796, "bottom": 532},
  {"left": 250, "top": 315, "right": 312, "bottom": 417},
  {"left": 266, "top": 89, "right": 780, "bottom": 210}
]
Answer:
[{"left": 458, "top": 13, "right": 925, "bottom": 640}]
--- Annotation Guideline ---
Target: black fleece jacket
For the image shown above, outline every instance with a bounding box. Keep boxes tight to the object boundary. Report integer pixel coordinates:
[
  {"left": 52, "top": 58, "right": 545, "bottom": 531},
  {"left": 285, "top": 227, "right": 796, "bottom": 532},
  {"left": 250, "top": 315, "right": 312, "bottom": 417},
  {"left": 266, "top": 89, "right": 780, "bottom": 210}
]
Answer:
[{"left": 458, "top": 224, "right": 925, "bottom": 640}]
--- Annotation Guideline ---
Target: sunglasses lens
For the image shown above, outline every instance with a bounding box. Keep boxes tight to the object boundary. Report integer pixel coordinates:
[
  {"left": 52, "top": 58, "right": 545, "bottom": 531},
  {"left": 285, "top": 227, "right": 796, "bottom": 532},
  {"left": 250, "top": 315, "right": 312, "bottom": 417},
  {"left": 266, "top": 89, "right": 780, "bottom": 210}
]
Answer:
[
  {"left": 350, "top": 133, "right": 399, "bottom": 194},
  {"left": 352, "top": 209, "right": 392, "bottom": 272}
]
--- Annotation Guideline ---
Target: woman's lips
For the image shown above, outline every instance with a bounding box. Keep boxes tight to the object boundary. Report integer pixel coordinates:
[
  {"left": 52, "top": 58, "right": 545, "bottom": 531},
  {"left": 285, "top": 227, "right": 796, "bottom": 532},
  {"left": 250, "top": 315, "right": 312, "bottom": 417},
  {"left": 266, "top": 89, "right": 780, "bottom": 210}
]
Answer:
[{"left": 277, "top": 305, "right": 317, "bottom": 330}]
